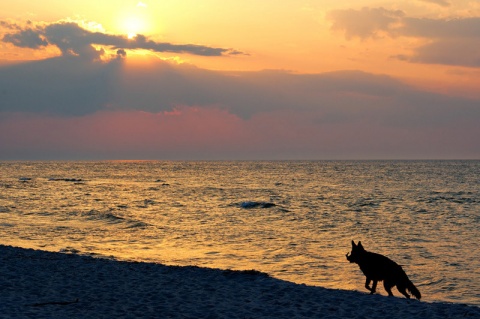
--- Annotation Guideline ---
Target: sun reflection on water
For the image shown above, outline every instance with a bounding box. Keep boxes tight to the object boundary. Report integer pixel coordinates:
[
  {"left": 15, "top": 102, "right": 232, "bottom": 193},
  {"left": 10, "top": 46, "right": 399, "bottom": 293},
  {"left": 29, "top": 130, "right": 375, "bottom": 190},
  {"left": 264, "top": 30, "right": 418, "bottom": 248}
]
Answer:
[{"left": 0, "top": 160, "right": 478, "bottom": 305}]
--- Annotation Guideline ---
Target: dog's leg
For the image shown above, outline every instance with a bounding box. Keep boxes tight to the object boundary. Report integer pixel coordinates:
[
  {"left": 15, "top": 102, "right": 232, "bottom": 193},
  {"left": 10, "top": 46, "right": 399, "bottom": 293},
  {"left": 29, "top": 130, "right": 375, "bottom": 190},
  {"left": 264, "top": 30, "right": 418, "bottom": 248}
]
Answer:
[
  {"left": 396, "top": 284, "right": 410, "bottom": 299},
  {"left": 371, "top": 280, "right": 378, "bottom": 294},
  {"left": 383, "top": 281, "right": 394, "bottom": 297},
  {"left": 365, "top": 278, "right": 372, "bottom": 292}
]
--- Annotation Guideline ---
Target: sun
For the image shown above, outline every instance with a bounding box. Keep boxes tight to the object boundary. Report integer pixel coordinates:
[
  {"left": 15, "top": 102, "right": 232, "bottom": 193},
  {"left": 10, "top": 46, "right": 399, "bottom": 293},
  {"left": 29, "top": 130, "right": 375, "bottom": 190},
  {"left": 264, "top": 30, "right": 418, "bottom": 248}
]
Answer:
[
  {"left": 115, "top": 4, "right": 155, "bottom": 40},
  {"left": 123, "top": 16, "right": 146, "bottom": 39}
]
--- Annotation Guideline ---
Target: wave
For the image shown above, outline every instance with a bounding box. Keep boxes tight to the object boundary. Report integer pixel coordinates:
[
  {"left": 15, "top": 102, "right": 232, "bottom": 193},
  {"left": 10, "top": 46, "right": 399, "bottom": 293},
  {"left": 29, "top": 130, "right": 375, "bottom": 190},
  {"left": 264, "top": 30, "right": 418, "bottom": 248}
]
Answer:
[
  {"left": 83, "top": 210, "right": 125, "bottom": 223},
  {"left": 68, "top": 210, "right": 151, "bottom": 229},
  {"left": 237, "top": 201, "right": 276, "bottom": 209},
  {"left": 48, "top": 178, "right": 84, "bottom": 182},
  {"left": 0, "top": 206, "right": 11, "bottom": 213},
  {"left": 125, "top": 221, "right": 151, "bottom": 229},
  {"left": 426, "top": 191, "right": 478, "bottom": 204}
]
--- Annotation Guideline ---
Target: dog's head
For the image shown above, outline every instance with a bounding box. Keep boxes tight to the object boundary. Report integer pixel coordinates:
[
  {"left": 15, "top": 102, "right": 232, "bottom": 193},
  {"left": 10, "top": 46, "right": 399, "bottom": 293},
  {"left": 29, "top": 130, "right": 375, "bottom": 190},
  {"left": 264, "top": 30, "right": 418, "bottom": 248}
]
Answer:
[{"left": 346, "top": 240, "right": 365, "bottom": 263}]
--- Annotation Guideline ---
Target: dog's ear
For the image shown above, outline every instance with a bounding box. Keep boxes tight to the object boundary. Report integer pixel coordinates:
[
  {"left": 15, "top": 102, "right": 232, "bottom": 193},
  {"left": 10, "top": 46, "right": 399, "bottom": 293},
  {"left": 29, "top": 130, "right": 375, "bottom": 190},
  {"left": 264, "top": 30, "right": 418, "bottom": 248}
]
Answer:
[
  {"left": 358, "top": 241, "right": 365, "bottom": 251},
  {"left": 351, "top": 240, "right": 356, "bottom": 248}
]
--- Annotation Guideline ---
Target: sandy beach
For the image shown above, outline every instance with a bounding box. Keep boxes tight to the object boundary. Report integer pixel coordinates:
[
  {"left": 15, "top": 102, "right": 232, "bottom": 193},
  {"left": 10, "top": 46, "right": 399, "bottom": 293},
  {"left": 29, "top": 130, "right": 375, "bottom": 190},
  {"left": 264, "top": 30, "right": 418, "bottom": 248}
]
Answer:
[{"left": 1, "top": 245, "right": 478, "bottom": 319}]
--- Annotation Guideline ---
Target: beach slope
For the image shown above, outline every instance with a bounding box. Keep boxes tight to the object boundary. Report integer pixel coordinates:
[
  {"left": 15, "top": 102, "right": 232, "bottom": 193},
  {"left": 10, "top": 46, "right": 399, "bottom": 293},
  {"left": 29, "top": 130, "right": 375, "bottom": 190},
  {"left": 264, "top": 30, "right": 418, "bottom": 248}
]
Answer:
[{"left": 0, "top": 245, "right": 478, "bottom": 319}]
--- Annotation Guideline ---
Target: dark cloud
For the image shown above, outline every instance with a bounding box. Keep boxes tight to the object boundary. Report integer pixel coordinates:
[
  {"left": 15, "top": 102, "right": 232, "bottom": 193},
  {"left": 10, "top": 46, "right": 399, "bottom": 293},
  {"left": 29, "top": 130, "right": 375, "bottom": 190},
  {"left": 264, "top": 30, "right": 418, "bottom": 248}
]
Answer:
[
  {"left": 1, "top": 21, "right": 243, "bottom": 60},
  {"left": 398, "top": 17, "right": 480, "bottom": 67},
  {"left": 0, "top": 57, "right": 478, "bottom": 159},
  {"left": 328, "top": 8, "right": 480, "bottom": 68},
  {"left": 400, "top": 17, "right": 480, "bottom": 38},
  {"left": 398, "top": 39, "right": 480, "bottom": 67},
  {"left": 0, "top": 57, "right": 115, "bottom": 115},
  {"left": 116, "top": 49, "right": 127, "bottom": 58},
  {"left": 2, "top": 28, "right": 48, "bottom": 48},
  {"left": 0, "top": 56, "right": 478, "bottom": 127}
]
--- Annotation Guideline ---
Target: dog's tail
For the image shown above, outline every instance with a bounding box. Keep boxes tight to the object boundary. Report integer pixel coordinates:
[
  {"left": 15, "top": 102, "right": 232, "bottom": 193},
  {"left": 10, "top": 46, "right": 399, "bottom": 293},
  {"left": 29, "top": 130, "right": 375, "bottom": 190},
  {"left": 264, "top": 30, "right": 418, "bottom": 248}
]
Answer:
[{"left": 407, "top": 280, "right": 421, "bottom": 300}]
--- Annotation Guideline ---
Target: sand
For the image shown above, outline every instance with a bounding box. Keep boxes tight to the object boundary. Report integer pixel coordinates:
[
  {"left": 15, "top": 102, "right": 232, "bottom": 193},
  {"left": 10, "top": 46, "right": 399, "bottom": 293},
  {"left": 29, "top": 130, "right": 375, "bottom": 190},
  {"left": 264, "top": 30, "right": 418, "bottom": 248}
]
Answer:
[{"left": 1, "top": 245, "right": 478, "bottom": 319}]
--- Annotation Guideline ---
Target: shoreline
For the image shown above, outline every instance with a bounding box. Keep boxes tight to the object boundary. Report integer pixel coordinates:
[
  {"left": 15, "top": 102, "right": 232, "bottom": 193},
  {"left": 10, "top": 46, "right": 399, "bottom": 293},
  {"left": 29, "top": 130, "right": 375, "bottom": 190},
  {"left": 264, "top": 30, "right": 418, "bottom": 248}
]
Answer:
[{"left": 1, "top": 245, "right": 478, "bottom": 319}]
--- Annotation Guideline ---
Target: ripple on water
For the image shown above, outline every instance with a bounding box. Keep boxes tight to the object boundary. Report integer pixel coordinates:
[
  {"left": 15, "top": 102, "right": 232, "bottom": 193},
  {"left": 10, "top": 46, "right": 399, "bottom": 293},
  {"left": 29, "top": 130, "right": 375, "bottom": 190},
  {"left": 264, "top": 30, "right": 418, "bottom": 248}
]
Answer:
[{"left": 0, "top": 160, "right": 478, "bottom": 306}]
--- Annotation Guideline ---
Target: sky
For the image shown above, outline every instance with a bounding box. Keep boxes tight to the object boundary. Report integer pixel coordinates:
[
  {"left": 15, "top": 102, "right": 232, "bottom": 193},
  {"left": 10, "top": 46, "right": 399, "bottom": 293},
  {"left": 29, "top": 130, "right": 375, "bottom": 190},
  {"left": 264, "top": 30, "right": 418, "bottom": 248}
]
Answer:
[{"left": 0, "top": 0, "right": 479, "bottom": 160}]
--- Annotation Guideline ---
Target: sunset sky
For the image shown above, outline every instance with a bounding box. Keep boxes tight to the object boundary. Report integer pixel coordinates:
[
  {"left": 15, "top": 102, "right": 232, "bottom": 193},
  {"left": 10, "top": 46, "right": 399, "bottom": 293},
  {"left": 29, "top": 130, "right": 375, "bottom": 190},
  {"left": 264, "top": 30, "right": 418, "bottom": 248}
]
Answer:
[{"left": 1, "top": 0, "right": 479, "bottom": 160}]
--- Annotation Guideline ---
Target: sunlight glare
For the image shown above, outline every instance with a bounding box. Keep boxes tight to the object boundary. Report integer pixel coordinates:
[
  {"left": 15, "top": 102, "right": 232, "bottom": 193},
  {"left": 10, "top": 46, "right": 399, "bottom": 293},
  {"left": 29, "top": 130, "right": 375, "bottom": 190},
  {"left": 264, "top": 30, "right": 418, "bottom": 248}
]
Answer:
[{"left": 123, "top": 16, "right": 146, "bottom": 39}]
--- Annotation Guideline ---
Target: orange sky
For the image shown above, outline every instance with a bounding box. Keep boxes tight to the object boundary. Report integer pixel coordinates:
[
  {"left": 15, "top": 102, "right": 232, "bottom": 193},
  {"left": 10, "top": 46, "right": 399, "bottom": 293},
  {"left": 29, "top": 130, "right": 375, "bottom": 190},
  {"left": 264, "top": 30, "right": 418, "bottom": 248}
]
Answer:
[
  {"left": 2, "top": 1, "right": 480, "bottom": 83},
  {"left": 1, "top": 1, "right": 479, "bottom": 159}
]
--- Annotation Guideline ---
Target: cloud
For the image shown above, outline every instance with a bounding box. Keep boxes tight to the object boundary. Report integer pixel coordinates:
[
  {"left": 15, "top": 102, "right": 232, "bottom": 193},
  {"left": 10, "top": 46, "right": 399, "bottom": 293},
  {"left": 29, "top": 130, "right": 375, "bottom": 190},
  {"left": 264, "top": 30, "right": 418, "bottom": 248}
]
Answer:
[
  {"left": 116, "top": 49, "right": 127, "bottom": 58},
  {"left": 328, "top": 7, "right": 405, "bottom": 39},
  {"left": 328, "top": 8, "right": 480, "bottom": 40},
  {"left": 399, "top": 17, "right": 480, "bottom": 67},
  {"left": 400, "top": 17, "right": 480, "bottom": 38},
  {"left": 0, "top": 57, "right": 479, "bottom": 159},
  {"left": 1, "top": 56, "right": 479, "bottom": 121},
  {"left": 0, "top": 56, "right": 409, "bottom": 118},
  {"left": 328, "top": 8, "right": 480, "bottom": 68},
  {"left": 0, "top": 57, "right": 114, "bottom": 116},
  {"left": 397, "top": 39, "right": 480, "bottom": 67},
  {"left": 418, "top": 0, "right": 450, "bottom": 7},
  {"left": 2, "top": 27, "right": 48, "bottom": 48},
  {"left": 1, "top": 20, "right": 243, "bottom": 60}
]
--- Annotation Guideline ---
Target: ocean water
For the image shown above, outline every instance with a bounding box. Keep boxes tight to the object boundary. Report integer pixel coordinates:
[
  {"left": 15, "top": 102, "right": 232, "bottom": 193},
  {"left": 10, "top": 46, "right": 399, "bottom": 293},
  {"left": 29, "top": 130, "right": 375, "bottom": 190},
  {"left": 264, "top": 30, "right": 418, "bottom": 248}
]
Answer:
[{"left": 0, "top": 161, "right": 478, "bottom": 306}]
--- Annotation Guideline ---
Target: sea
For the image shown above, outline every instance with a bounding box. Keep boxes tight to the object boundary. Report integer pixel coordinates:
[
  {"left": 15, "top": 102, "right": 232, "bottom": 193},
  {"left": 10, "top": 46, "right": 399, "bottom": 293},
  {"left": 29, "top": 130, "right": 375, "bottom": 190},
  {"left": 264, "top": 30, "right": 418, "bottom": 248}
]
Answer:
[{"left": 0, "top": 161, "right": 479, "bottom": 306}]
